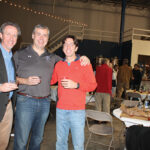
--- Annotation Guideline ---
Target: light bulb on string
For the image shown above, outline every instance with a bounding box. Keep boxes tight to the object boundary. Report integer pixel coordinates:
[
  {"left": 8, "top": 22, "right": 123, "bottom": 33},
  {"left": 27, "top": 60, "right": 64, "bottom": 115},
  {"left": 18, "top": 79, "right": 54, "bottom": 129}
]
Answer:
[{"left": 0, "top": 0, "right": 87, "bottom": 26}]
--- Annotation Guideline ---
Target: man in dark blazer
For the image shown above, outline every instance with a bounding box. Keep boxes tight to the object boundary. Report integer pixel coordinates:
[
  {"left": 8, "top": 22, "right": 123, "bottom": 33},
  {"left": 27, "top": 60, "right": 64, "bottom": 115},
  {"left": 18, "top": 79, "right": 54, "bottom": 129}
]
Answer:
[{"left": 0, "top": 22, "right": 21, "bottom": 150}]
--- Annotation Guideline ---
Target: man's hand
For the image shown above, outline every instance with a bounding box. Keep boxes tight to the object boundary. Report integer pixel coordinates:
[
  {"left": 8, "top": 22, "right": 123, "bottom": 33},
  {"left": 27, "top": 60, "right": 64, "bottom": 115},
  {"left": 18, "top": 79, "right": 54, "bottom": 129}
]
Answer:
[
  {"left": 17, "top": 76, "right": 41, "bottom": 85},
  {"left": 80, "top": 56, "right": 90, "bottom": 66},
  {"left": 61, "top": 79, "right": 78, "bottom": 89},
  {"left": 26, "top": 76, "right": 41, "bottom": 85},
  {"left": 112, "top": 94, "right": 115, "bottom": 98},
  {"left": 0, "top": 82, "right": 18, "bottom": 92}
]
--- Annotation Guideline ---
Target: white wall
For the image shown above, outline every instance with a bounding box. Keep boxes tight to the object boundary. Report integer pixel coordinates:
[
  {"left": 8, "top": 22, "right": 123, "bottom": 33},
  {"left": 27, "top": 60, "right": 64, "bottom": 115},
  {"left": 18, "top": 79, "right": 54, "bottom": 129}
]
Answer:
[{"left": 131, "top": 39, "right": 150, "bottom": 67}]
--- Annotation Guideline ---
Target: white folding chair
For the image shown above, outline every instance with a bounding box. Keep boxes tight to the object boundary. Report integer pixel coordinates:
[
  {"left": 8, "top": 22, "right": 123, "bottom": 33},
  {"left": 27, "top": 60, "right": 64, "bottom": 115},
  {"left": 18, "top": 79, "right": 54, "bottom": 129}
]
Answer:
[{"left": 85, "top": 109, "right": 115, "bottom": 150}]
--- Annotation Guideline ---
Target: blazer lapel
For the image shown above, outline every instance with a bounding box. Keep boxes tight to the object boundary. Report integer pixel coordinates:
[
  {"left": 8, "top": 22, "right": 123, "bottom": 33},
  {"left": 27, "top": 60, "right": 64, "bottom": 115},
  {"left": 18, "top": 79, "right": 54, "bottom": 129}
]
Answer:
[
  {"left": 0, "top": 49, "right": 8, "bottom": 82},
  {"left": 11, "top": 56, "right": 16, "bottom": 77}
]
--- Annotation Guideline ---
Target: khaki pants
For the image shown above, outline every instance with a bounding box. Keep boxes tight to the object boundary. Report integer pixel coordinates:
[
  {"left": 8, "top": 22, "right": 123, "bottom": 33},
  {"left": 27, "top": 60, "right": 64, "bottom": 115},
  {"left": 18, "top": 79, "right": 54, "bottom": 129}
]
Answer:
[
  {"left": 0, "top": 101, "right": 13, "bottom": 150},
  {"left": 94, "top": 92, "right": 110, "bottom": 113}
]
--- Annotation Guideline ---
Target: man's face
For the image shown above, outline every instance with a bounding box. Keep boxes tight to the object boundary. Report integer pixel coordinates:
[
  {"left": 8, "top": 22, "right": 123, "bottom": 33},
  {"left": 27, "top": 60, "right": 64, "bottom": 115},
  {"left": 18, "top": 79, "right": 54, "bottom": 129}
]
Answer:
[
  {"left": 0, "top": 25, "right": 18, "bottom": 52},
  {"left": 107, "top": 60, "right": 110, "bottom": 66},
  {"left": 32, "top": 28, "right": 49, "bottom": 50},
  {"left": 134, "top": 65, "right": 138, "bottom": 70},
  {"left": 63, "top": 38, "right": 78, "bottom": 58}
]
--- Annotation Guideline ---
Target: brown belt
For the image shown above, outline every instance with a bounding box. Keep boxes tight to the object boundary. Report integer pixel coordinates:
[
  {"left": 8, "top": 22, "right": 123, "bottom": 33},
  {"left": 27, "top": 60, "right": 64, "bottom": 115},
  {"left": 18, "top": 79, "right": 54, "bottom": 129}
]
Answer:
[{"left": 17, "top": 92, "right": 50, "bottom": 99}]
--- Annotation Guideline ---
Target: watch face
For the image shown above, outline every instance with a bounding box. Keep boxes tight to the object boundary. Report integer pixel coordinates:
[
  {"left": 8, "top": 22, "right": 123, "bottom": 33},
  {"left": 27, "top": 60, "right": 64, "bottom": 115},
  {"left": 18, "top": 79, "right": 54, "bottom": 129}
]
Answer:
[{"left": 77, "top": 83, "right": 79, "bottom": 89}]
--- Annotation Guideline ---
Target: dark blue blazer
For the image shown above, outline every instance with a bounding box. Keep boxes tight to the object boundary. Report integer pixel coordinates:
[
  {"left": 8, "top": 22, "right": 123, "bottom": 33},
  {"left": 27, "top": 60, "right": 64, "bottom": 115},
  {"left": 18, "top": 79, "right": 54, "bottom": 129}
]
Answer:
[{"left": 0, "top": 49, "right": 16, "bottom": 121}]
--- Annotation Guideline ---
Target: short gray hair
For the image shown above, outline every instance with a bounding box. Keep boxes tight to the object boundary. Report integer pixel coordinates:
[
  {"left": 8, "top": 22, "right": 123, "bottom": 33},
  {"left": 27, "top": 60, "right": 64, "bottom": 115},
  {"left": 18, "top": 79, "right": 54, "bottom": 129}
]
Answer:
[
  {"left": 32, "top": 24, "right": 50, "bottom": 37},
  {"left": 0, "top": 22, "right": 21, "bottom": 36}
]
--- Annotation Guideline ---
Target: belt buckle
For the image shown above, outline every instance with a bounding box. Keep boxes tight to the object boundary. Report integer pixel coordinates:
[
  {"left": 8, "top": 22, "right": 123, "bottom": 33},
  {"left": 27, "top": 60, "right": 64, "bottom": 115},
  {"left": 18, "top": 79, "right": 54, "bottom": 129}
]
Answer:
[{"left": 27, "top": 94, "right": 32, "bottom": 98}]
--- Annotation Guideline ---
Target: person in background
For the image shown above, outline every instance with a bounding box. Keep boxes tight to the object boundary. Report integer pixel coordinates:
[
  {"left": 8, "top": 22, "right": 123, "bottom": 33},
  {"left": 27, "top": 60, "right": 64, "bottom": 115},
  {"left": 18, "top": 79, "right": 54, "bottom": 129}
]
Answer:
[
  {"left": 132, "top": 64, "right": 142, "bottom": 91},
  {"left": 95, "top": 58, "right": 112, "bottom": 113},
  {"left": 142, "top": 70, "right": 148, "bottom": 80},
  {"left": 112, "top": 64, "right": 119, "bottom": 97},
  {"left": 13, "top": 25, "right": 90, "bottom": 150},
  {"left": 0, "top": 22, "right": 20, "bottom": 150},
  {"left": 117, "top": 59, "right": 133, "bottom": 98},
  {"left": 51, "top": 35, "right": 97, "bottom": 150}
]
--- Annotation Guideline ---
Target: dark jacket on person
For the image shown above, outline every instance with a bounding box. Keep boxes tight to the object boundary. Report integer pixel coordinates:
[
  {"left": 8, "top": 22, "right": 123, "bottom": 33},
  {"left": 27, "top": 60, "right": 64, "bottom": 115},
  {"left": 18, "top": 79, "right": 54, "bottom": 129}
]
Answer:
[
  {"left": 132, "top": 69, "right": 142, "bottom": 85},
  {"left": 126, "top": 125, "right": 150, "bottom": 150},
  {"left": 0, "top": 49, "right": 16, "bottom": 121}
]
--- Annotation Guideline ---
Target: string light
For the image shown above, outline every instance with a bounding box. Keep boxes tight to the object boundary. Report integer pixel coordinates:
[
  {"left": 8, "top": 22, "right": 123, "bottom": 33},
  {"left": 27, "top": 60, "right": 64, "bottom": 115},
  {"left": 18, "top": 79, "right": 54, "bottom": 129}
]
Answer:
[
  {"left": 0, "top": 0, "right": 88, "bottom": 26},
  {"left": 18, "top": 5, "right": 21, "bottom": 8}
]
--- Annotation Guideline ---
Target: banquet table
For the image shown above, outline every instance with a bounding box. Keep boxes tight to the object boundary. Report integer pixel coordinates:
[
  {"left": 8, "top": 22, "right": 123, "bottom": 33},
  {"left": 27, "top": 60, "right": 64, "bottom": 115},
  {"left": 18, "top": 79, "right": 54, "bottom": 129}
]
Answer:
[
  {"left": 140, "top": 80, "right": 150, "bottom": 90},
  {"left": 126, "top": 89, "right": 150, "bottom": 100},
  {"left": 113, "top": 108, "right": 150, "bottom": 127}
]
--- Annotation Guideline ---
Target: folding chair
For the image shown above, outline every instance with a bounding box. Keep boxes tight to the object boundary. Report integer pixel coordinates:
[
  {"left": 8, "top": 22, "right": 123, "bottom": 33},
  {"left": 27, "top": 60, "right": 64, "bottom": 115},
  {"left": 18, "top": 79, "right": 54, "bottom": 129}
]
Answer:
[
  {"left": 85, "top": 109, "right": 115, "bottom": 150},
  {"left": 121, "top": 100, "right": 139, "bottom": 108},
  {"left": 126, "top": 92, "right": 142, "bottom": 101}
]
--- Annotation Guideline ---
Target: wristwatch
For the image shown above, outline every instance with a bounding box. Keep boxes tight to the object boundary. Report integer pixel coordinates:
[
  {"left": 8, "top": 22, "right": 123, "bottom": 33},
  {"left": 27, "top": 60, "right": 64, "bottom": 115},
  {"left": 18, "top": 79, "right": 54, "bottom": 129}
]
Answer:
[{"left": 76, "top": 83, "right": 80, "bottom": 89}]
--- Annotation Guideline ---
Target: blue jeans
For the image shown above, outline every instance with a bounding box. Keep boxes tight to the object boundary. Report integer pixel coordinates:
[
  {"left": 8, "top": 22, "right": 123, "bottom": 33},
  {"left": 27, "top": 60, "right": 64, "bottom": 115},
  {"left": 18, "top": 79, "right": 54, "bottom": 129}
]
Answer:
[
  {"left": 56, "top": 108, "right": 85, "bottom": 150},
  {"left": 14, "top": 95, "right": 50, "bottom": 150}
]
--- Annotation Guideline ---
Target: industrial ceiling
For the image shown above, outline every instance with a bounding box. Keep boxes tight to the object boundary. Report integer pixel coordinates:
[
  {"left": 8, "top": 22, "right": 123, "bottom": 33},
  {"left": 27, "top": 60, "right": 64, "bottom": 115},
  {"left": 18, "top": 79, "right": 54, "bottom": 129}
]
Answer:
[
  {"left": 68, "top": 0, "right": 150, "bottom": 9},
  {"left": 29, "top": 0, "right": 150, "bottom": 9}
]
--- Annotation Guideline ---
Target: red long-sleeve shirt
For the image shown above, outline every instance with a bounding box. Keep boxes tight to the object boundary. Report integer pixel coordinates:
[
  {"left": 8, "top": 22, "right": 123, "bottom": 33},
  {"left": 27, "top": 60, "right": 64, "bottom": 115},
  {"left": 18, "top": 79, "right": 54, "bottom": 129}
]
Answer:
[
  {"left": 95, "top": 64, "right": 112, "bottom": 95},
  {"left": 51, "top": 60, "right": 97, "bottom": 110}
]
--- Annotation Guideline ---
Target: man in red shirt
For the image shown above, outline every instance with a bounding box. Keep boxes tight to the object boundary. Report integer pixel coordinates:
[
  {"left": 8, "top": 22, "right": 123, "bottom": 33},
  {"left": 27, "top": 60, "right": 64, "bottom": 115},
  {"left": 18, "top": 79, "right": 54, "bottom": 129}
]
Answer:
[
  {"left": 95, "top": 58, "right": 112, "bottom": 113},
  {"left": 51, "top": 35, "right": 97, "bottom": 150}
]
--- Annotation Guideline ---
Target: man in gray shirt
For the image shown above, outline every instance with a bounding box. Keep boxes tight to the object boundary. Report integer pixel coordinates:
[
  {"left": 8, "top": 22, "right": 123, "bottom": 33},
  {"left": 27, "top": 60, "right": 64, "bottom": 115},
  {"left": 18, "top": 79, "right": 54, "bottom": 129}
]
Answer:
[{"left": 13, "top": 24, "right": 90, "bottom": 150}]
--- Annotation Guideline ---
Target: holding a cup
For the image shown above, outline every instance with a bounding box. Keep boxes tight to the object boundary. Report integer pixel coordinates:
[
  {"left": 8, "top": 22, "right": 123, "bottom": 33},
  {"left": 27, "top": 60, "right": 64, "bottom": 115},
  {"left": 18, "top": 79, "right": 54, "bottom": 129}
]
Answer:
[
  {"left": 61, "top": 77, "right": 78, "bottom": 89},
  {"left": 25, "top": 76, "right": 41, "bottom": 85},
  {"left": 0, "top": 80, "right": 18, "bottom": 93}
]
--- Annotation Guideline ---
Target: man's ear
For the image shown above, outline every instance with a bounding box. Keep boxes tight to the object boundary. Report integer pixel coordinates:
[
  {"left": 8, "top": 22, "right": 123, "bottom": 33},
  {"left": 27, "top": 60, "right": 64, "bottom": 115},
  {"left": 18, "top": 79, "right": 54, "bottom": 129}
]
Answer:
[
  {"left": 0, "top": 33, "right": 2, "bottom": 39},
  {"left": 75, "top": 46, "right": 78, "bottom": 52},
  {"left": 32, "top": 33, "right": 34, "bottom": 40}
]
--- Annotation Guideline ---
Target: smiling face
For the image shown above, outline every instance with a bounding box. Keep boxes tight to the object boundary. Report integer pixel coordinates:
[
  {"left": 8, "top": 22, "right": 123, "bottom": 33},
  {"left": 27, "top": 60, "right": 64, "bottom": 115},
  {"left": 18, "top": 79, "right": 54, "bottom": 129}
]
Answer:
[
  {"left": 63, "top": 38, "right": 78, "bottom": 59},
  {"left": 0, "top": 25, "right": 18, "bottom": 52},
  {"left": 32, "top": 27, "right": 49, "bottom": 50}
]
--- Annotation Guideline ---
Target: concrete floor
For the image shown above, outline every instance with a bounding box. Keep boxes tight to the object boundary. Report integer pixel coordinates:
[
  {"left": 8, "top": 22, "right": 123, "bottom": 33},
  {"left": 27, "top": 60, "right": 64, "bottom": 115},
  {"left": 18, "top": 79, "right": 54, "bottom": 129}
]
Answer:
[{"left": 7, "top": 102, "right": 126, "bottom": 150}]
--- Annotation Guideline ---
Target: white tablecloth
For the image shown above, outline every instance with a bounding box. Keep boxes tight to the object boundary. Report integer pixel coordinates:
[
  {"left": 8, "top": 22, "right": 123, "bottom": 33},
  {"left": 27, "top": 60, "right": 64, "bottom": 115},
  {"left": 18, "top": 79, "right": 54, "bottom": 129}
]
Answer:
[
  {"left": 140, "top": 80, "right": 150, "bottom": 90},
  {"left": 113, "top": 108, "right": 150, "bottom": 127}
]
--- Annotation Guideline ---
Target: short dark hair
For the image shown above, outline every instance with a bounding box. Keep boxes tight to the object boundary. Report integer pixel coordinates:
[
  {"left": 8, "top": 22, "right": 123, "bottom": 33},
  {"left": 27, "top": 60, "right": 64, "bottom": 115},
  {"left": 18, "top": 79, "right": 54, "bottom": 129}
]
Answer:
[
  {"left": 114, "top": 64, "right": 118, "bottom": 69},
  {"left": 62, "top": 35, "right": 79, "bottom": 47},
  {"left": 123, "top": 59, "right": 129, "bottom": 65},
  {"left": 32, "top": 24, "right": 50, "bottom": 37},
  {"left": 0, "top": 21, "right": 21, "bottom": 36},
  {"left": 134, "top": 64, "right": 140, "bottom": 68}
]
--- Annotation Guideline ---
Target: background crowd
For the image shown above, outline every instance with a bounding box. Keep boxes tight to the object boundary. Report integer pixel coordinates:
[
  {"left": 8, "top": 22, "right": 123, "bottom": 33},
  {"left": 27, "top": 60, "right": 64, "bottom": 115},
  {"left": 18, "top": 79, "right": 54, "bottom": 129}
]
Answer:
[{"left": 94, "top": 56, "right": 149, "bottom": 114}]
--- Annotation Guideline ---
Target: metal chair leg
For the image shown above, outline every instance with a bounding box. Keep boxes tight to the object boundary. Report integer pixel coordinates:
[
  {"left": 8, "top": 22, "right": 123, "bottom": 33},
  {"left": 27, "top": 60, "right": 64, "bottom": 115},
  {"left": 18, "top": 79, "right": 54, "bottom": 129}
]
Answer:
[{"left": 85, "top": 133, "right": 92, "bottom": 150}]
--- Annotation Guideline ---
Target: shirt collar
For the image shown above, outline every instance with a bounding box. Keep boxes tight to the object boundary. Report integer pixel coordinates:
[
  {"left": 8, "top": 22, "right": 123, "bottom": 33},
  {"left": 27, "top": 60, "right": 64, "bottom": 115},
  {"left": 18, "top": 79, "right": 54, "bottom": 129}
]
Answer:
[
  {"left": 30, "top": 45, "right": 47, "bottom": 56},
  {"left": 0, "top": 43, "right": 12, "bottom": 58},
  {"left": 63, "top": 54, "right": 80, "bottom": 62}
]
